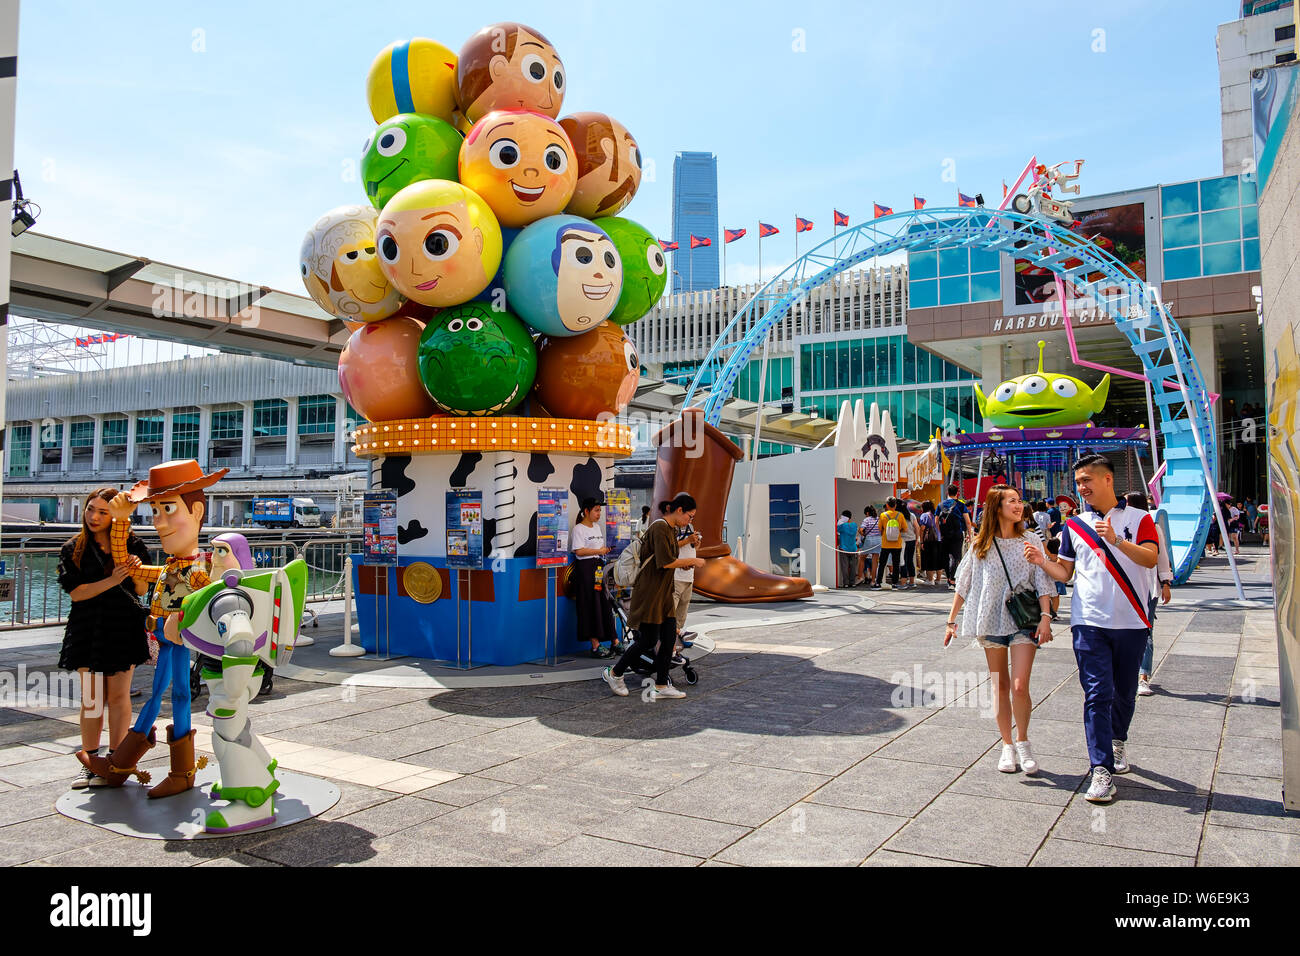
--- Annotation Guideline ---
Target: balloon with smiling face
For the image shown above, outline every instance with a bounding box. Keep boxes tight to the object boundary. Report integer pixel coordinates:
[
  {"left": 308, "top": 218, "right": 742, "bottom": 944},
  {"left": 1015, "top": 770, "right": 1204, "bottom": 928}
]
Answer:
[
  {"left": 458, "top": 110, "right": 577, "bottom": 228},
  {"left": 299, "top": 205, "right": 405, "bottom": 323},
  {"left": 361, "top": 114, "right": 463, "bottom": 210},
  {"left": 593, "top": 217, "right": 666, "bottom": 325},
  {"left": 533, "top": 323, "right": 640, "bottom": 420},
  {"left": 455, "top": 23, "right": 565, "bottom": 124},
  {"left": 560, "top": 113, "right": 643, "bottom": 220},
  {"left": 375, "top": 180, "right": 503, "bottom": 308},
  {"left": 417, "top": 303, "right": 537, "bottom": 416},
  {"left": 503, "top": 215, "right": 622, "bottom": 337}
]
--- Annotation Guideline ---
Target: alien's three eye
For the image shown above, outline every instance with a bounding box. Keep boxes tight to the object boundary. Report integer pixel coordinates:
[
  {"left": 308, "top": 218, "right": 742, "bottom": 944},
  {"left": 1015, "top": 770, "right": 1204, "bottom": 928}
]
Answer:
[
  {"left": 995, "top": 383, "right": 1017, "bottom": 402},
  {"left": 647, "top": 246, "right": 666, "bottom": 274},
  {"left": 1052, "top": 379, "right": 1078, "bottom": 398},
  {"left": 1019, "top": 376, "right": 1048, "bottom": 395},
  {"left": 377, "top": 128, "right": 407, "bottom": 157}
]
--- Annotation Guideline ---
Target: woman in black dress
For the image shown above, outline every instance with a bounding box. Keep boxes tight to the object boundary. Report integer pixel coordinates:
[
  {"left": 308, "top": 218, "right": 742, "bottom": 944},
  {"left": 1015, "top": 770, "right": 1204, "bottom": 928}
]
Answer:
[
  {"left": 568, "top": 498, "right": 619, "bottom": 658},
  {"left": 58, "top": 487, "right": 150, "bottom": 789}
]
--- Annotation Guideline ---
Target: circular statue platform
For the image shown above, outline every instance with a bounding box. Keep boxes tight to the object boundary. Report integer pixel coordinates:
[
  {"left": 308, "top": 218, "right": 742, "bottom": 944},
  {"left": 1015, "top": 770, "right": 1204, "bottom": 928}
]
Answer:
[{"left": 55, "top": 766, "right": 340, "bottom": 841}]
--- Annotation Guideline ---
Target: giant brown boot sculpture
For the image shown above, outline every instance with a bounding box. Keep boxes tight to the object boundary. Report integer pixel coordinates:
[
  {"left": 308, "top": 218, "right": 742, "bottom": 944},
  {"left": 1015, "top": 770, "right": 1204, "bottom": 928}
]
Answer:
[
  {"left": 147, "top": 724, "right": 207, "bottom": 799},
  {"left": 76, "top": 728, "right": 155, "bottom": 786},
  {"left": 653, "top": 407, "right": 812, "bottom": 603}
]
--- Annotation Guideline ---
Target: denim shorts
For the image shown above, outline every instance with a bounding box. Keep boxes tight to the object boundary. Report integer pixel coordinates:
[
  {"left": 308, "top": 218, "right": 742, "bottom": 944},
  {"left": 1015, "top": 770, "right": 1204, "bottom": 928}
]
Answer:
[
  {"left": 860, "top": 535, "right": 881, "bottom": 556},
  {"left": 977, "top": 630, "right": 1039, "bottom": 649},
  {"left": 1054, "top": 581, "right": 1067, "bottom": 596}
]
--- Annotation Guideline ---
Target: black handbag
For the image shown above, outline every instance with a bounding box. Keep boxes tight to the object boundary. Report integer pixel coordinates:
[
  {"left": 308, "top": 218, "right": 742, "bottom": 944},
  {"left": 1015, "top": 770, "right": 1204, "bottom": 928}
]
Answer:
[{"left": 992, "top": 538, "right": 1042, "bottom": 631}]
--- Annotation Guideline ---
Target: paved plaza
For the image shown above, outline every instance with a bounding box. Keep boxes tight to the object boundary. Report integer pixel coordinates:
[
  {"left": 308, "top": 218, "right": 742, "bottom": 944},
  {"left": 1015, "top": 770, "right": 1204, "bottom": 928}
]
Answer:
[{"left": 0, "top": 547, "right": 1294, "bottom": 866}]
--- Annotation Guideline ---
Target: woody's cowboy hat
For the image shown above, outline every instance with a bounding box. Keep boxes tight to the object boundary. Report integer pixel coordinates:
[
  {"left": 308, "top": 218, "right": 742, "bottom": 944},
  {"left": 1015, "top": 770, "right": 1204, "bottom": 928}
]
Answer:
[{"left": 126, "top": 459, "right": 229, "bottom": 503}]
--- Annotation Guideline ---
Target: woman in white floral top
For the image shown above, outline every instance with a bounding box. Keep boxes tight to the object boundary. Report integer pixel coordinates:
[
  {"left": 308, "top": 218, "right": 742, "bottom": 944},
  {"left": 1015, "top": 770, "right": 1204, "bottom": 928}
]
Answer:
[{"left": 944, "top": 485, "right": 1056, "bottom": 776}]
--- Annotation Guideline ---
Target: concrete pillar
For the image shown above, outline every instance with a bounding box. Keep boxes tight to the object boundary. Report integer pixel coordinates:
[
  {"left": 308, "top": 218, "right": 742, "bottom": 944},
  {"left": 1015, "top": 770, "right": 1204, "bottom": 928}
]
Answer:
[
  {"left": 161, "top": 409, "right": 174, "bottom": 463},
  {"left": 28, "top": 421, "right": 37, "bottom": 478},
  {"left": 332, "top": 393, "right": 346, "bottom": 465},
  {"left": 60, "top": 417, "right": 71, "bottom": 474},
  {"left": 285, "top": 397, "right": 299, "bottom": 467},
  {"left": 980, "top": 346, "right": 1004, "bottom": 431},
  {"left": 241, "top": 403, "right": 254, "bottom": 470},
  {"left": 125, "top": 411, "right": 138, "bottom": 473},
  {"left": 91, "top": 415, "right": 103, "bottom": 473},
  {"left": 197, "top": 404, "right": 211, "bottom": 469}
]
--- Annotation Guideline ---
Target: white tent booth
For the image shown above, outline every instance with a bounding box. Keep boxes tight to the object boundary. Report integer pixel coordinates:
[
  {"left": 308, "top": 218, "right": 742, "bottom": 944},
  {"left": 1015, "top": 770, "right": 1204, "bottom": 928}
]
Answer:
[{"left": 724, "top": 399, "right": 903, "bottom": 586}]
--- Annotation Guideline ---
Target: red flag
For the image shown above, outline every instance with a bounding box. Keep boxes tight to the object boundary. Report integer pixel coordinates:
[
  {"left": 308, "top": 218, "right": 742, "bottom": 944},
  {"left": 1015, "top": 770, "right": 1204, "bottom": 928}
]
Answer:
[
  {"left": 75, "top": 337, "right": 86, "bottom": 347},
  {"left": 873, "top": 203, "right": 892, "bottom": 219},
  {"left": 913, "top": 196, "right": 926, "bottom": 210},
  {"left": 1002, "top": 180, "right": 1008, "bottom": 199},
  {"left": 724, "top": 228, "right": 746, "bottom": 243},
  {"left": 659, "top": 239, "right": 679, "bottom": 251},
  {"left": 957, "top": 191, "right": 978, "bottom": 208},
  {"left": 833, "top": 209, "right": 849, "bottom": 227},
  {"left": 690, "top": 234, "right": 711, "bottom": 249},
  {"left": 758, "top": 222, "right": 779, "bottom": 238},
  {"left": 795, "top": 217, "right": 813, "bottom": 233}
]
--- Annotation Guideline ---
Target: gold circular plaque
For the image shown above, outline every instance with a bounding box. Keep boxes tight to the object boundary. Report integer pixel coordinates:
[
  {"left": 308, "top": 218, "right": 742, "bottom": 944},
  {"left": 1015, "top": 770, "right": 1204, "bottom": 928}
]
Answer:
[{"left": 403, "top": 561, "right": 441, "bottom": 604}]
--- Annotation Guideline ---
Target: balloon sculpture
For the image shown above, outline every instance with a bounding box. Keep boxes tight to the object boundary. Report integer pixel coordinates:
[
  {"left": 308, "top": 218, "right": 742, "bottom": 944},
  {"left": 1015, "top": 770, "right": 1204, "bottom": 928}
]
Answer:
[
  {"left": 297, "top": 22, "right": 662, "bottom": 665},
  {"left": 306, "top": 21, "right": 662, "bottom": 422}
]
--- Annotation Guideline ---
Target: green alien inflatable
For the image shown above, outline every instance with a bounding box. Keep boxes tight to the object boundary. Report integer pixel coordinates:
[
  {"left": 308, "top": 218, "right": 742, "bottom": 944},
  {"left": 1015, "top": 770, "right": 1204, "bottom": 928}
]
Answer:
[
  {"left": 976, "top": 340, "right": 1110, "bottom": 428},
  {"left": 417, "top": 303, "right": 537, "bottom": 416},
  {"left": 593, "top": 216, "right": 667, "bottom": 326},
  {"left": 361, "top": 113, "right": 464, "bottom": 209}
]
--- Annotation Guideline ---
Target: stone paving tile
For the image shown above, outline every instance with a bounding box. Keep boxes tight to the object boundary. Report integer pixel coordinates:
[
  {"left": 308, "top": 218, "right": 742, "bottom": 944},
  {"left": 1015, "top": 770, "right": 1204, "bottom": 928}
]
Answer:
[
  {"left": 1216, "top": 734, "right": 1284, "bottom": 778},
  {"left": 1197, "top": 824, "right": 1300, "bottom": 865},
  {"left": 872, "top": 721, "right": 1001, "bottom": 768},
  {"left": 334, "top": 719, "right": 490, "bottom": 762},
  {"left": 470, "top": 738, "right": 627, "bottom": 785},
  {"left": 884, "top": 792, "right": 1063, "bottom": 866},
  {"left": 1051, "top": 789, "right": 1208, "bottom": 857},
  {"left": 946, "top": 761, "right": 1082, "bottom": 807},
  {"left": 1030, "top": 838, "right": 1195, "bottom": 867},
  {"left": 647, "top": 764, "right": 828, "bottom": 827},
  {"left": 1124, "top": 712, "right": 1225, "bottom": 753},
  {"left": 583, "top": 807, "right": 749, "bottom": 858},
  {"left": 558, "top": 746, "right": 714, "bottom": 797},
  {"left": 731, "top": 732, "right": 884, "bottom": 776},
  {"left": 716, "top": 803, "right": 904, "bottom": 866},
  {"left": 243, "top": 820, "right": 379, "bottom": 866},
  {"left": 333, "top": 794, "right": 457, "bottom": 837},
  {"left": 411, "top": 774, "right": 516, "bottom": 808},
  {"left": 0, "top": 812, "right": 121, "bottom": 866},
  {"left": 1207, "top": 773, "right": 1300, "bottom": 835},
  {"left": 0, "top": 744, "right": 58, "bottom": 767},
  {"left": 0, "top": 751, "right": 83, "bottom": 787},
  {"left": 261, "top": 723, "right": 376, "bottom": 748},
  {"left": 525, "top": 834, "right": 700, "bottom": 866},
  {"left": 193, "top": 851, "right": 284, "bottom": 867},
  {"left": 861, "top": 849, "right": 979, "bottom": 866},
  {"left": 808, "top": 756, "right": 961, "bottom": 817}
]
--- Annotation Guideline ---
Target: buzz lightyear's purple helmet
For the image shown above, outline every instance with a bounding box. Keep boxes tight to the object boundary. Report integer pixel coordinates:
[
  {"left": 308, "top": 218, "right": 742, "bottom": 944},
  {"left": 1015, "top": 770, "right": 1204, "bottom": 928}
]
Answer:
[{"left": 212, "top": 532, "right": 254, "bottom": 570}]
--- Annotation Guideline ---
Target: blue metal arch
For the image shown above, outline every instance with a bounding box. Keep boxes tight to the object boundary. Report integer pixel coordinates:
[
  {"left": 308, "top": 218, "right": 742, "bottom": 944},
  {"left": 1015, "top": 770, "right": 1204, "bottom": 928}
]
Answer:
[{"left": 682, "top": 207, "right": 1216, "bottom": 582}]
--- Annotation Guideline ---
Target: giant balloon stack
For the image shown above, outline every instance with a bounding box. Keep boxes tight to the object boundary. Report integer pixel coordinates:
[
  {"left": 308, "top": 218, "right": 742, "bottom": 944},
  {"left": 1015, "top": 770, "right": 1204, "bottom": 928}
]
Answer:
[{"left": 300, "top": 23, "right": 665, "bottom": 426}]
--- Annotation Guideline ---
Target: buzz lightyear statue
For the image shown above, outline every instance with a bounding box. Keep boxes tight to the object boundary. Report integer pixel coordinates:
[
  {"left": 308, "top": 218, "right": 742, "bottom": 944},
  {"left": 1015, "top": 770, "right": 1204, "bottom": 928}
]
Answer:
[{"left": 179, "top": 550, "right": 307, "bottom": 834}]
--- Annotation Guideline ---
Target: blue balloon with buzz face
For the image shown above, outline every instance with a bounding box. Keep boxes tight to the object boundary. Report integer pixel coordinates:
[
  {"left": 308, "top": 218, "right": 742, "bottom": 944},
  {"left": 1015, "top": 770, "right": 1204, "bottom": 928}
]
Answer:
[{"left": 502, "top": 214, "right": 622, "bottom": 337}]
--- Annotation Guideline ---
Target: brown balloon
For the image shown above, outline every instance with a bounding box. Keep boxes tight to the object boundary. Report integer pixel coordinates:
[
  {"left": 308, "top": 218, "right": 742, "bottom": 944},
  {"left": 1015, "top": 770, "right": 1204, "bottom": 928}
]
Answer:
[
  {"left": 338, "top": 317, "right": 436, "bottom": 422},
  {"left": 455, "top": 22, "right": 565, "bottom": 124},
  {"left": 533, "top": 322, "right": 639, "bottom": 420},
  {"left": 559, "top": 112, "right": 642, "bottom": 219}
]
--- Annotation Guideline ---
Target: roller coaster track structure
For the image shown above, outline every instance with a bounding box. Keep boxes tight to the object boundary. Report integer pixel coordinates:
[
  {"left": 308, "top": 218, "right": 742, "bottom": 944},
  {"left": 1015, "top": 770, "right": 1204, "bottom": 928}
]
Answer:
[{"left": 681, "top": 207, "right": 1216, "bottom": 583}]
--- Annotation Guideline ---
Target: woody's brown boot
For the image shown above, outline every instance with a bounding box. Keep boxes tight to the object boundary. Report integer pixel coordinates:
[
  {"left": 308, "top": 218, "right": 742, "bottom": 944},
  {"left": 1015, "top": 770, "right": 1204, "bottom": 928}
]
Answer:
[
  {"left": 146, "top": 725, "right": 207, "bottom": 799},
  {"left": 653, "top": 407, "right": 813, "bottom": 603},
  {"left": 76, "top": 728, "right": 155, "bottom": 787}
]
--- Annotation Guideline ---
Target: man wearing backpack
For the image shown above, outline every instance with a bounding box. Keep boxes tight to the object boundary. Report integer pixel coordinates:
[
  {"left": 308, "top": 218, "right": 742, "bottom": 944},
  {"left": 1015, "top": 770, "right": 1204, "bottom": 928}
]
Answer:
[
  {"left": 937, "top": 483, "right": 972, "bottom": 591},
  {"left": 875, "top": 498, "right": 906, "bottom": 589}
]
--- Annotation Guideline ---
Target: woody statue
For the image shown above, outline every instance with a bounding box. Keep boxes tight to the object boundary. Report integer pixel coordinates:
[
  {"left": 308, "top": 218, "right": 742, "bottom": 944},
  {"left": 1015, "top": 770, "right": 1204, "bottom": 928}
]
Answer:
[{"left": 77, "top": 459, "right": 229, "bottom": 797}]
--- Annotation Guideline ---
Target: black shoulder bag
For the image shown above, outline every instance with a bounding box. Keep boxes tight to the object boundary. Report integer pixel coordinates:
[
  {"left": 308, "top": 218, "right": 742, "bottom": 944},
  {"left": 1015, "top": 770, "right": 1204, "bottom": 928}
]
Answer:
[{"left": 992, "top": 537, "right": 1042, "bottom": 631}]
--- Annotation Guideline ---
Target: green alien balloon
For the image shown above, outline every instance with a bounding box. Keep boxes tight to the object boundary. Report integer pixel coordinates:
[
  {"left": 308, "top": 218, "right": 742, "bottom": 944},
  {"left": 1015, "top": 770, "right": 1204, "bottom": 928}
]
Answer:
[
  {"left": 975, "top": 340, "right": 1110, "bottom": 428},
  {"left": 593, "top": 216, "right": 667, "bottom": 326},
  {"left": 417, "top": 303, "right": 537, "bottom": 416},
  {"left": 361, "top": 113, "right": 464, "bottom": 210}
]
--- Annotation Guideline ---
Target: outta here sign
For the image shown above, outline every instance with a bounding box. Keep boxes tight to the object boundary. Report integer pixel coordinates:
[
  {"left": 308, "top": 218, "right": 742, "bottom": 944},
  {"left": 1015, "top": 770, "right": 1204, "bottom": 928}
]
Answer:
[{"left": 834, "top": 399, "right": 899, "bottom": 486}]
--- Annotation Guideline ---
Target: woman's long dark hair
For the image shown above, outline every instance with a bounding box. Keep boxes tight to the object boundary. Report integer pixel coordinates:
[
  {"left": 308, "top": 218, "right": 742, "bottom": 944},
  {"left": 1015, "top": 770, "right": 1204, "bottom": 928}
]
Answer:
[{"left": 69, "top": 486, "right": 142, "bottom": 568}]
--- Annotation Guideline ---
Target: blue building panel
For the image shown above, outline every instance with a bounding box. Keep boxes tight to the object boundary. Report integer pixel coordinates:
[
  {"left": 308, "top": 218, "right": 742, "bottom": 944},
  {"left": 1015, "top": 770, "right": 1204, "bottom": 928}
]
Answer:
[{"left": 672, "top": 152, "right": 721, "bottom": 293}]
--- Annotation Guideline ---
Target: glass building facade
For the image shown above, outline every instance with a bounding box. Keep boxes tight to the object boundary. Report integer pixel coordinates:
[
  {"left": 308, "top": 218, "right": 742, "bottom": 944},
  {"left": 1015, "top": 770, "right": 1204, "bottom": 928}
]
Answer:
[
  {"left": 1161, "top": 173, "right": 1260, "bottom": 279},
  {"left": 907, "top": 245, "right": 1002, "bottom": 309},
  {"left": 671, "top": 152, "right": 720, "bottom": 293}
]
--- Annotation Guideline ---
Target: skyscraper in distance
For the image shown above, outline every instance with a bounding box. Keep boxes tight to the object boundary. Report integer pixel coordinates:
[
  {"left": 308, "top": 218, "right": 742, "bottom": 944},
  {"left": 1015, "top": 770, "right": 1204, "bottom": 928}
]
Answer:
[{"left": 671, "top": 151, "right": 720, "bottom": 293}]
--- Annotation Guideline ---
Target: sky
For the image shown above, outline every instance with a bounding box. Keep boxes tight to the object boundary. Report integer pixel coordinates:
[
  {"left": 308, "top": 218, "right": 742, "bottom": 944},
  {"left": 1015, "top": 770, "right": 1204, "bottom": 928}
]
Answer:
[{"left": 12, "top": 0, "right": 1239, "bottom": 297}]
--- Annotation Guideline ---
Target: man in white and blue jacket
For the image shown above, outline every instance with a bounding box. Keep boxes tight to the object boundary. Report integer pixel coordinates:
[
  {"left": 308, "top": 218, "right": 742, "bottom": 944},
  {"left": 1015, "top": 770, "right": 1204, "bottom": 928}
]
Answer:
[{"left": 1028, "top": 454, "right": 1159, "bottom": 805}]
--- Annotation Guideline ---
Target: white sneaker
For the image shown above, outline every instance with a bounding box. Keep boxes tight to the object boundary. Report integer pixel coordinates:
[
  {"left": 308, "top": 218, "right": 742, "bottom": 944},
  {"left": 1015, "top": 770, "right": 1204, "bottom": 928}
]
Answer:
[
  {"left": 602, "top": 666, "right": 628, "bottom": 697},
  {"left": 998, "top": 743, "right": 1018, "bottom": 773},
  {"left": 1085, "top": 766, "right": 1116, "bottom": 803},
  {"left": 1014, "top": 740, "right": 1038, "bottom": 776},
  {"left": 648, "top": 682, "right": 686, "bottom": 700},
  {"left": 1137, "top": 678, "right": 1153, "bottom": 697},
  {"left": 1112, "top": 739, "right": 1130, "bottom": 774}
]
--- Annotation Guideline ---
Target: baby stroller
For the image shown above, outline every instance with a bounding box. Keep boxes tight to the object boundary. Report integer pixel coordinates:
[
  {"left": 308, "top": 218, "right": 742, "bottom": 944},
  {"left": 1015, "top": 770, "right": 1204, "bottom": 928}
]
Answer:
[{"left": 602, "top": 563, "right": 699, "bottom": 686}]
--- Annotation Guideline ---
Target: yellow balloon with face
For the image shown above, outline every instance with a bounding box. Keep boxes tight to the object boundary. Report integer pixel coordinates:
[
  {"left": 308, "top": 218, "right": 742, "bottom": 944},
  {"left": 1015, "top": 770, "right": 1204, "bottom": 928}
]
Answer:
[
  {"left": 375, "top": 180, "right": 503, "bottom": 307},
  {"left": 299, "top": 205, "right": 405, "bottom": 322}
]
